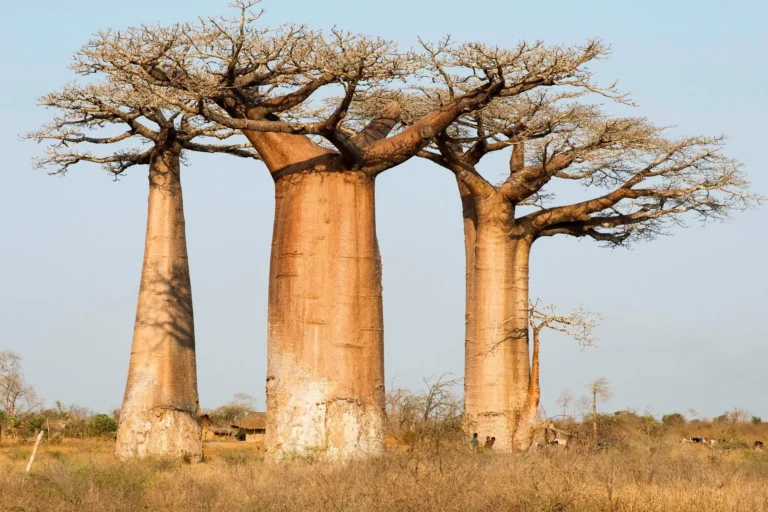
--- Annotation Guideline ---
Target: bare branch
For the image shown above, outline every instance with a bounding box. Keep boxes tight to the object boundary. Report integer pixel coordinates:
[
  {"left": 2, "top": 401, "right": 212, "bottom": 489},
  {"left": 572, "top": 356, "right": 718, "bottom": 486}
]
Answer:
[
  {"left": 529, "top": 299, "right": 601, "bottom": 348},
  {"left": 28, "top": 79, "right": 260, "bottom": 176}
]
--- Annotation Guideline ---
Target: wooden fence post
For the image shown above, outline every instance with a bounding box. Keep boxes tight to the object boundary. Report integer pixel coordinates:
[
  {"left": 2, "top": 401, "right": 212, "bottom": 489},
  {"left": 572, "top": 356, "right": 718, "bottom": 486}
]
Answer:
[{"left": 25, "top": 430, "right": 45, "bottom": 474}]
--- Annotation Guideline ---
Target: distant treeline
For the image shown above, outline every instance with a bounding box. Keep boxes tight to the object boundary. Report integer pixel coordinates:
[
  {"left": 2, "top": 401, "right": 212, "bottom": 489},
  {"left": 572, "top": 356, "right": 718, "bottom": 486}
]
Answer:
[{"left": 0, "top": 401, "right": 118, "bottom": 442}]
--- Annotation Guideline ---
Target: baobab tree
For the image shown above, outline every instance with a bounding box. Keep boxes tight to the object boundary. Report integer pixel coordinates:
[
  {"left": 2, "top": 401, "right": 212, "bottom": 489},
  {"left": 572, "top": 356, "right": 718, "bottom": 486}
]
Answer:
[
  {"left": 415, "top": 82, "right": 758, "bottom": 450},
  {"left": 75, "top": 4, "right": 617, "bottom": 458},
  {"left": 28, "top": 79, "right": 257, "bottom": 461},
  {"left": 588, "top": 377, "right": 613, "bottom": 438},
  {"left": 511, "top": 301, "right": 600, "bottom": 450}
]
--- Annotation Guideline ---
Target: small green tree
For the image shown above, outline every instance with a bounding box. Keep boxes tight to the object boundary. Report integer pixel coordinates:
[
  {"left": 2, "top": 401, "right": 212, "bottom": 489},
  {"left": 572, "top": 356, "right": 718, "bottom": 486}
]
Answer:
[
  {"left": 206, "top": 393, "right": 257, "bottom": 426},
  {"left": 751, "top": 416, "right": 762, "bottom": 425},
  {"left": 0, "top": 412, "right": 20, "bottom": 439},
  {"left": 90, "top": 414, "right": 118, "bottom": 437},
  {"left": 26, "top": 414, "right": 47, "bottom": 435},
  {"left": 662, "top": 413, "right": 686, "bottom": 426}
]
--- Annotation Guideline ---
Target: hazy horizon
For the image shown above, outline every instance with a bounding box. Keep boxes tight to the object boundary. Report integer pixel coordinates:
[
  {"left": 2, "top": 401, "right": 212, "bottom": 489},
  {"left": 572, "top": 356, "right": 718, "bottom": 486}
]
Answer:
[{"left": 1, "top": 0, "right": 766, "bottom": 420}]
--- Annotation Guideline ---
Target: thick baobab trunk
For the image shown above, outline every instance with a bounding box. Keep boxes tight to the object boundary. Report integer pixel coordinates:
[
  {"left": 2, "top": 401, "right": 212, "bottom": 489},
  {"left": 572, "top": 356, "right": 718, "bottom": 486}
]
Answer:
[
  {"left": 462, "top": 192, "right": 531, "bottom": 452},
  {"left": 512, "top": 327, "right": 540, "bottom": 451},
  {"left": 266, "top": 171, "right": 385, "bottom": 459},
  {"left": 115, "top": 148, "right": 201, "bottom": 462},
  {"left": 457, "top": 178, "right": 478, "bottom": 419},
  {"left": 244, "top": 130, "right": 385, "bottom": 460}
]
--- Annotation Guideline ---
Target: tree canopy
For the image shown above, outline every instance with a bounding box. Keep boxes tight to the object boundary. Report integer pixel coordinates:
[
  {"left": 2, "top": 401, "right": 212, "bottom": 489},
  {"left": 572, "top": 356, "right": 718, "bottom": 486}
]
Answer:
[
  {"left": 28, "top": 53, "right": 258, "bottom": 176},
  {"left": 54, "top": 1, "right": 622, "bottom": 176},
  {"left": 0, "top": 351, "right": 41, "bottom": 418},
  {"left": 415, "top": 88, "right": 758, "bottom": 245}
]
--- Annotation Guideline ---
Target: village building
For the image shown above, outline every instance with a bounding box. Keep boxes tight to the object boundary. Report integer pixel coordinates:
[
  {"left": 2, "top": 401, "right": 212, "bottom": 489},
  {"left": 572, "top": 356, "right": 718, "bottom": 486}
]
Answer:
[
  {"left": 232, "top": 412, "right": 266, "bottom": 444},
  {"left": 199, "top": 414, "right": 235, "bottom": 441}
]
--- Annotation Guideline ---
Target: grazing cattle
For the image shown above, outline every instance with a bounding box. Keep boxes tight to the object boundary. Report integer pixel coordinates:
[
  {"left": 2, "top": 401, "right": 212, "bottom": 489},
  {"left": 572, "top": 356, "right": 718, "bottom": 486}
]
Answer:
[
  {"left": 548, "top": 438, "right": 568, "bottom": 447},
  {"left": 754, "top": 441, "right": 764, "bottom": 450},
  {"left": 682, "top": 437, "right": 704, "bottom": 444}
]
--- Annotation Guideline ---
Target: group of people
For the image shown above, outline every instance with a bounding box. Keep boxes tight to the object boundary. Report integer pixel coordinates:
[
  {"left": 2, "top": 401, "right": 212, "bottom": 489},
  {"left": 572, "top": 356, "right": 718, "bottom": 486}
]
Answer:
[{"left": 470, "top": 433, "right": 495, "bottom": 450}]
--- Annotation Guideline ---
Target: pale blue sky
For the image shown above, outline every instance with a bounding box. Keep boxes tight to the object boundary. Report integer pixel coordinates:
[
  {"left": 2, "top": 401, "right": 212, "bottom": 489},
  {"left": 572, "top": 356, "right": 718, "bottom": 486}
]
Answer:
[{"left": 1, "top": 0, "right": 765, "bottom": 420}]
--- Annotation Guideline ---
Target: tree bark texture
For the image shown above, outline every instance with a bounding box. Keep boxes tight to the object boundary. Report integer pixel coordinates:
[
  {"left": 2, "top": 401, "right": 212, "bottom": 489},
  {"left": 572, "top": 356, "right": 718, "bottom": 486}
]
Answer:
[
  {"left": 458, "top": 178, "right": 478, "bottom": 413},
  {"left": 512, "top": 327, "right": 540, "bottom": 451},
  {"left": 461, "top": 190, "right": 532, "bottom": 452},
  {"left": 245, "top": 131, "right": 385, "bottom": 460},
  {"left": 115, "top": 148, "right": 202, "bottom": 462}
]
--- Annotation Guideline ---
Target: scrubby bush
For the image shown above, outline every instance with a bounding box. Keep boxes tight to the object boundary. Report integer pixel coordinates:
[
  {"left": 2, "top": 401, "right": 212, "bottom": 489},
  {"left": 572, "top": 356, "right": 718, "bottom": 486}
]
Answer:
[
  {"left": 613, "top": 410, "right": 642, "bottom": 423},
  {"left": 25, "top": 414, "right": 47, "bottom": 435},
  {"left": 206, "top": 393, "right": 257, "bottom": 426},
  {"left": 385, "top": 375, "right": 463, "bottom": 452},
  {"left": 637, "top": 414, "right": 666, "bottom": 438},
  {"left": 716, "top": 438, "right": 750, "bottom": 450},
  {"left": 0, "top": 413, "right": 21, "bottom": 438},
  {"left": 662, "top": 413, "right": 686, "bottom": 426},
  {"left": 0, "top": 410, "right": 7, "bottom": 438},
  {"left": 218, "top": 450, "right": 259, "bottom": 466},
  {"left": 714, "top": 408, "right": 752, "bottom": 424},
  {"left": 90, "top": 414, "right": 118, "bottom": 437}
]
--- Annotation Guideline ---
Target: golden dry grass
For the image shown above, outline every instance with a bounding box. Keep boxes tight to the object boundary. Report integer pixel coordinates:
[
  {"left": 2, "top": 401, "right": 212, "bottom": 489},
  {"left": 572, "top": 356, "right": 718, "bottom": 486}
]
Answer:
[{"left": 1, "top": 436, "right": 768, "bottom": 511}]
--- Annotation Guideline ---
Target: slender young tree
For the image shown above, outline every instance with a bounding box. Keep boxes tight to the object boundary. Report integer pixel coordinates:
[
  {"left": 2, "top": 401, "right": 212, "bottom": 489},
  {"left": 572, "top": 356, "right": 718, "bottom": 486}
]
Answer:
[
  {"left": 0, "top": 351, "right": 41, "bottom": 420},
  {"left": 511, "top": 301, "right": 599, "bottom": 451},
  {"left": 28, "top": 81, "right": 257, "bottom": 461},
  {"left": 75, "top": 4, "right": 616, "bottom": 458},
  {"left": 555, "top": 388, "right": 574, "bottom": 422},
  {"left": 417, "top": 88, "right": 758, "bottom": 451}
]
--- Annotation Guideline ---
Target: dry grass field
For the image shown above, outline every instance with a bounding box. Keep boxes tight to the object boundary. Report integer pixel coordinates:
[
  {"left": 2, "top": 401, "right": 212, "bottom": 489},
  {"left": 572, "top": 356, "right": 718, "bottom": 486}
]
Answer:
[{"left": 2, "top": 428, "right": 768, "bottom": 512}]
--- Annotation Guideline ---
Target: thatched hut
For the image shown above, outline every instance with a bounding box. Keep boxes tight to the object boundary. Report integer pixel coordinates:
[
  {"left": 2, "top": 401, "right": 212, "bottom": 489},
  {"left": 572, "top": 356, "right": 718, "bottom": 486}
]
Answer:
[
  {"left": 232, "top": 412, "right": 266, "bottom": 443},
  {"left": 199, "top": 414, "right": 236, "bottom": 441}
]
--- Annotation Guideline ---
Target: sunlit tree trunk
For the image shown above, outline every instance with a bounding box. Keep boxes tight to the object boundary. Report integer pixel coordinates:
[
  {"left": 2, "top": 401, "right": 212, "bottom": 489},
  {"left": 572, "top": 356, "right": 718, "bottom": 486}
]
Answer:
[
  {"left": 463, "top": 192, "right": 532, "bottom": 452},
  {"left": 115, "top": 147, "right": 202, "bottom": 462},
  {"left": 457, "top": 179, "right": 478, "bottom": 426},
  {"left": 592, "top": 390, "right": 598, "bottom": 438},
  {"left": 245, "top": 130, "right": 385, "bottom": 460},
  {"left": 512, "top": 326, "right": 540, "bottom": 451}
]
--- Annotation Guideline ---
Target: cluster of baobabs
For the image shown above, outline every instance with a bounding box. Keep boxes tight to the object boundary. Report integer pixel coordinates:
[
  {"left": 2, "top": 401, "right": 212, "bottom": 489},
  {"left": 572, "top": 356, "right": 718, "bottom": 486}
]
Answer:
[{"left": 28, "top": 2, "right": 758, "bottom": 462}]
